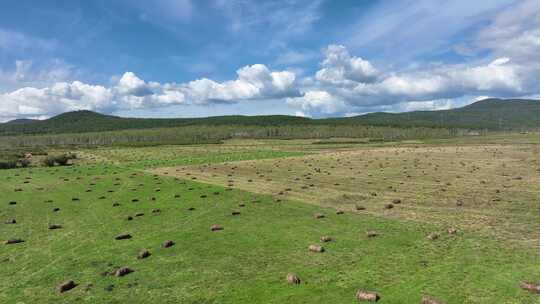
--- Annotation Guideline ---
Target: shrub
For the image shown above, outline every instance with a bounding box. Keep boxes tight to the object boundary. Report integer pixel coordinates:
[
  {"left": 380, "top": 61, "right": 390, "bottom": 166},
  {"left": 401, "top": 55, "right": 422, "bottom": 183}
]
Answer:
[
  {"left": 0, "top": 160, "right": 17, "bottom": 170},
  {"left": 43, "top": 156, "right": 57, "bottom": 167},
  {"left": 18, "top": 158, "right": 31, "bottom": 168},
  {"left": 42, "top": 153, "right": 77, "bottom": 167}
]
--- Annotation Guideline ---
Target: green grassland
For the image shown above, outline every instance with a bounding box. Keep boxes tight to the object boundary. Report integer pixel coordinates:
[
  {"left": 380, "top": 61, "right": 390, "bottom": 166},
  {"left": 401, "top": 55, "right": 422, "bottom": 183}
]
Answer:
[{"left": 1, "top": 136, "right": 540, "bottom": 303}]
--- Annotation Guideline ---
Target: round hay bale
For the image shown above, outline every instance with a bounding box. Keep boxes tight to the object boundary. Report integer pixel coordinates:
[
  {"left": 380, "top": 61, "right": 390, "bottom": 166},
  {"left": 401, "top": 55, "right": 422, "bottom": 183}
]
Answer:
[
  {"left": 4, "top": 238, "right": 24, "bottom": 245},
  {"left": 314, "top": 213, "right": 325, "bottom": 219},
  {"left": 384, "top": 204, "right": 394, "bottom": 209},
  {"left": 356, "top": 290, "right": 380, "bottom": 302},
  {"left": 336, "top": 210, "right": 344, "bottom": 215},
  {"left": 57, "top": 280, "right": 77, "bottom": 293},
  {"left": 447, "top": 228, "right": 457, "bottom": 235},
  {"left": 5, "top": 219, "right": 16, "bottom": 224},
  {"left": 320, "top": 236, "right": 332, "bottom": 242},
  {"left": 211, "top": 224, "right": 223, "bottom": 231},
  {"left": 427, "top": 233, "right": 439, "bottom": 241},
  {"left": 421, "top": 296, "right": 444, "bottom": 304},
  {"left": 162, "top": 240, "right": 175, "bottom": 248},
  {"left": 114, "top": 267, "right": 134, "bottom": 277},
  {"left": 48, "top": 224, "right": 62, "bottom": 230},
  {"left": 366, "top": 231, "right": 378, "bottom": 238},
  {"left": 308, "top": 244, "right": 324, "bottom": 253},
  {"left": 520, "top": 281, "right": 540, "bottom": 293},
  {"left": 137, "top": 250, "right": 151, "bottom": 259},
  {"left": 286, "top": 273, "right": 301, "bottom": 285},
  {"left": 115, "top": 234, "right": 132, "bottom": 240}
]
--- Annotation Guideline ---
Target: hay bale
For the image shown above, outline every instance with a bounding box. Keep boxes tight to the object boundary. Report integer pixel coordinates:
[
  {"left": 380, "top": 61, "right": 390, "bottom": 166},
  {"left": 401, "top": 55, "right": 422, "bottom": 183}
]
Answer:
[
  {"left": 320, "top": 236, "right": 332, "bottom": 242},
  {"left": 4, "top": 238, "right": 24, "bottom": 245},
  {"left": 520, "top": 281, "right": 540, "bottom": 293},
  {"left": 392, "top": 199, "right": 402, "bottom": 204},
  {"left": 336, "top": 210, "right": 344, "bottom": 215},
  {"left": 231, "top": 211, "right": 241, "bottom": 216},
  {"left": 211, "top": 224, "right": 223, "bottom": 231},
  {"left": 366, "top": 231, "right": 378, "bottom": 238},
  {"left": 137, "top": 250, "right": 151, "bottom": 259},
  {"left": 314, "top": 213, "right": 325, "bottom": 219},
  {"left": 384, "top": 204, "right": 394, "bottom": 209},
  {"left": 421, "top": 296, "right": 444, "bottom": 304},
  {"left": 53, "top": 208, "right": 60, "bottom": 212},
  {"left": 48, "top": 224, "right": 62, "bottom": 230},
  {"left": 427, "top": 233, "right": 439, "bottom": 241},
  {"left": 162, "top": 240, "right": 175, "bottom": 248},
  {"left": 115, "top": 234, "right": 132, "bottom": 240},
  {"left": 356, "top": 290, "right": 380, "bottom": 302},
  {"left": 286, "top": 273, "right": 301, "bottom": 285},
  {"left": 114, "top": 267, "right": 134, "bottom": 277},
  {"left": 308, "top": 244, "right": 324, "bottom": 253},
  {"left": 57, "top": 280, "right": 77, "bottom": 293},
  {"left": 447, "top": 228, "right": 457, "bottom": 235},
  {"left": 5, "top": 219, "right": 16, "bottom": 224}
]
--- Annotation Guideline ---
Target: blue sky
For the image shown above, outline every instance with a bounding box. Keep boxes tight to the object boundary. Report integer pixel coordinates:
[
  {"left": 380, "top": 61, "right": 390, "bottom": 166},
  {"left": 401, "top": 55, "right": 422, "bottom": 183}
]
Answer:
[{"left": 1, "top": 0, "right": 540, "bottom": 121}]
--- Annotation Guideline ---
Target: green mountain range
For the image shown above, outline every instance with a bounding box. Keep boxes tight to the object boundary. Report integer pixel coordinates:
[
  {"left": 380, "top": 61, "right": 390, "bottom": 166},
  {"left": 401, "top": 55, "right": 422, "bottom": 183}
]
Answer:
[{"left": 1, "top": 98, "right": 538, "bottom": 135}]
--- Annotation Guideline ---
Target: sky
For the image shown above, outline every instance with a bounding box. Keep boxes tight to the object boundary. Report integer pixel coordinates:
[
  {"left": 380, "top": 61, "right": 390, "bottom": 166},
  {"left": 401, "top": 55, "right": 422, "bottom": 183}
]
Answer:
[{"left": 1, "top": 0, "right": 540, "bottom": 121}]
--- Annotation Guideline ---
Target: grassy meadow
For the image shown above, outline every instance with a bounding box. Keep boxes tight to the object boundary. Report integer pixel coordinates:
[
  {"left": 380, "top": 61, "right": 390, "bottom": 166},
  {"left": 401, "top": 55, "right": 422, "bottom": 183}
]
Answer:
[{"left": 1, "top": 134, "right": 540, "bottom": 303}]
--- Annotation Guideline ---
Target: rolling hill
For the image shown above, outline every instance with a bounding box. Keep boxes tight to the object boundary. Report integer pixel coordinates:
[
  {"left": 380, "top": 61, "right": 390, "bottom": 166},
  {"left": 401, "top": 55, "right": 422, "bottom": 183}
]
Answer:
[{"left": 1, "top": 98, "right": 538, "bottom": 135}]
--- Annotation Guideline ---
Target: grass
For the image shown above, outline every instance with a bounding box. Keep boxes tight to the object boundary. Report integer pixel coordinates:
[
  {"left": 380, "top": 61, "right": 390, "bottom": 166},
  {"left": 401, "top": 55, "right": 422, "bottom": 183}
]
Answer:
[
  {"left": 1, "top": 135, "right": 540, "bottom": 303},
  {"left": 158, "top": 136, "right": 540, "bottom": 245}
]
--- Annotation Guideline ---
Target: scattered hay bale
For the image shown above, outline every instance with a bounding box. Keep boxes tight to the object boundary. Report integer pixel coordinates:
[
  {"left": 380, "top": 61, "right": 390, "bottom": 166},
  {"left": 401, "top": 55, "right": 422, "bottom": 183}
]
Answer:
[
  {"left": 57, "top": 280, "right": 77, "bottom": 293},
  {"left": 211, "top": 224, "right": 223, "bottom": 231},
  {"left": 114, "top": 267, "right": 134, "bottom": 277},
  {"left": 239, "top": 203, "right": 245, "bottom": 207},
  {"left": 308, "top": 244, "right": 324, "bottom": 253},
  {"left": 520, "top": 281, "right": 540, "bottom": 293},
  {"left": 5, "top": 238, "right": 24, "bottom": 245},
  {"left": 71, "top": 198, "right": 80, "bottom": 202},
  {"left": 137, "top": 250, "right": 151, "bottom": 259},
  {"left": 231, "top": 211, "right": 241, "bottom": 216},
  {"left": 447, "top": 228, "right": 457, "bottom": 235},
  {"left": 286, "top": 273, "right": 301, "bottom": 285},
  {"left": 48, "top": 224, "right": 62, "bottom": 230},
  {"left": 112, "top": 203, "right": 120, "bottom": 207},
  {"left": 5, "top": 219, "right": 16, "bottom": 224},
  {"left": 421, "top": 296, "right": 444, "bottom": 304},
  {"left": 336, "top": 210, "right": 344, "bottom": 215},
  {"left": 187, "top": 207, "right": 195, "bottom": 211},
  {"left": 135, "top": 213, "right": 144, "bottom": 217},
  {"left": 9, "top": 201, "right": 17, "bottom": 205},
  {"left": 355, "top": 205, "right": 366, "bottom": 211},
  {"left": 384, "top": 204, "right": 394, "bottom": 209},
  {"left": 427, "top": 233, "right": 439, "bottom": 241},
  {"left": 314, "top": 213, "right": 325, "bottom": 219},
  {"left": 356, "top": 290, "right": 380, "bottom": 302},
  {"left": 320, "top": 236, "right": 332, "bottom": 242},
  {"left": 152, "top": 209, "right": 161, "bottom": 214},
  {"left": 126, "top": 216, "right": 133, "bottom": 221},
  {"left": 115, "top": 234, "right": 132, "bottom": 240},
  {"left": 392, "top": 199, "right": 402, "bottom": 204},
  {"left": 366, "top": 231, "right": 378, "bottom": 238},
  {"left": 162, "top": 240, "right": 175, "bottom": 248},
  {"left": 53, "top": 208, "right": 60, "bottom": 212}
]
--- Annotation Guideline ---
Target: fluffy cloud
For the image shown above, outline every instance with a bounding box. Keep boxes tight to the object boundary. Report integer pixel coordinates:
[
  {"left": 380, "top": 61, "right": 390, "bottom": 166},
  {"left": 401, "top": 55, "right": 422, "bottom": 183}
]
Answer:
[
  {"left": 182, "top": 64, "right": 297, "bottom": 104},
  {"left": 289, "top": 46, "right": 529, "bottom": 116},
  {"left": 315, "top": 45, "right": 378, "bottom": 85},
  {"left": 0, "top": 64, "right": 297, "bottom": 121}
]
